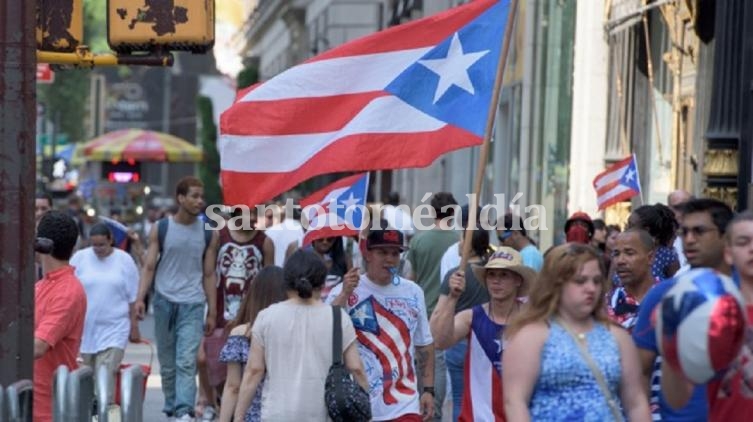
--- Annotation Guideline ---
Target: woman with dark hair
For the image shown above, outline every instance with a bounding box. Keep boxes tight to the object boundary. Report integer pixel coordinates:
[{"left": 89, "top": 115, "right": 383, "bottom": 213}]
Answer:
[
  {"left": 218, "top": 266, "right": 286, "bottom": 422},
  {"left": 503, "top": 244, "right": 650, "bottom": 421},
  {"left": 306, "top": 236, "right": 353, "bottom": 299},
  {"left": 233, "top": 250, "right": 368, "bottom": 421},
  {"left": 626, "top": 204, "right": 680, "bottom": 279},
  {"left": 70, "top": 223, "right": 140, "bottom": 406}
]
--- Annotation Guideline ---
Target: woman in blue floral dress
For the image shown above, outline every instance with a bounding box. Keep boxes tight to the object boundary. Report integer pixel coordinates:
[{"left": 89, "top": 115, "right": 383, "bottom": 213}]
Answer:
[
  {"left": 502, "top": 243, "right": 651, "bottom": 421},
  {"left": 218, "top": 266, "right": 286, "bottom": 422}
]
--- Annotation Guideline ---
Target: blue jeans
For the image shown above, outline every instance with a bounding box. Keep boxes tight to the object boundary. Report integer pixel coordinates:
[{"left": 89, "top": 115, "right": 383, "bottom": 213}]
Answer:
[
  {"left": 445, "top": 340, "right": 468, "bottom": 422},
  {"left": 153, "top": 292, "right": 205, "bottom": 418}
]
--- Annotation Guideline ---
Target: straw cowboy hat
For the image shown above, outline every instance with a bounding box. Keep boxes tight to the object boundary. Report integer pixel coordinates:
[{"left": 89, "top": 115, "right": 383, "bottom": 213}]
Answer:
[{"left": 472, "top": 247, "right": 537, "bottom": 295}]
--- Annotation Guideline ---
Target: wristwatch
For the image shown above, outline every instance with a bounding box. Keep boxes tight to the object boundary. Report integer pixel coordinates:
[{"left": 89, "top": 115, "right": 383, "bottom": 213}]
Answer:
[{"left": 423, "top": 387, "right": 435, "bottom": 396}]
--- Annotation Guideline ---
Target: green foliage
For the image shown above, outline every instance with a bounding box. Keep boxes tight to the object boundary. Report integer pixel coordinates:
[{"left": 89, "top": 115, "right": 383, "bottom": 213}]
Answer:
[
  {"left": 84, "top": 0, "right": 109, "bottom": 53},
  {"left": 197, "top": 96, "right": 223, "bottom": 205},
  {"left": 236, "top": 66, "right": 259, "bottom": 91},
  {"left": 37, "top": 70, "right": 91, "bottom": 144}
]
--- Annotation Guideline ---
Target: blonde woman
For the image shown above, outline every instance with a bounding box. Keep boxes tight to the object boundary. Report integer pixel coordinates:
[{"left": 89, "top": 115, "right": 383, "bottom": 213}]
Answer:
[{"left": 503, "top": 243, "right": 650, "bottom": 421}]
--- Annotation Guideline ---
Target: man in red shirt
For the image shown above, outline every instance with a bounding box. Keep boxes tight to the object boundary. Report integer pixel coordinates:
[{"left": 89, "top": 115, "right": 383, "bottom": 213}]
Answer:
[{"left": 34, "top": 210, "right": 87, "bottom": 421}]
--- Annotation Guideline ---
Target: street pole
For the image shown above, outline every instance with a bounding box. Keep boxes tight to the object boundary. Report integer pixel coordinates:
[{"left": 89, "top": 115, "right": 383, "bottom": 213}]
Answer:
[
  {"left": 161, "top": 68, "right": 172, "bottom": 198},
  {"left": 0, "top": 0, "right": 36, "bottom": 385}
]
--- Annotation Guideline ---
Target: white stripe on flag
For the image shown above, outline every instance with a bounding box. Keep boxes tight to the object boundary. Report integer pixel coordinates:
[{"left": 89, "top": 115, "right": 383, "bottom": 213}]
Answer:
[
  {"left": 240, "top": 48, "right": 433, "bottom": 102},
  {"left": 469, "top": 331, "right": 495, "bottom": 422},
  {"left": 219, "top": 96, "right": 446, "bottom": 172},
  {"left": 594, "top": 164, "right": 628, "bottom": 190},
  {"left": 597, "top": 185, "right": 632, "bottom": 206}
]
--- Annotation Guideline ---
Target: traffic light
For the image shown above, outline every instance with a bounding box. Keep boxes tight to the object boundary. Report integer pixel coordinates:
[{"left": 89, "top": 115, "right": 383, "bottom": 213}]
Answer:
[
  {"left": 36, "top": 0, "right": 84, "bottom": 53},
  {"left": 107, "top": 0, "right": 215, "bottom": 54}
]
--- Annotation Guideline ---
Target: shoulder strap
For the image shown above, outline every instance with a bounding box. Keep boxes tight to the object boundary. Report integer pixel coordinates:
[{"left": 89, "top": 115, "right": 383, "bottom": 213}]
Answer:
[
  {"left": 157, "top": 218, "right": 169, "bottom": 254},
  {"left": 203, "top": 225, "right": 212, "bottom": 249},
  {"left": 556, "top": 319, "right": 624, "bottom": 422},
  {"left": 331, "top": 306, "right": 343, "bottom": 365}
]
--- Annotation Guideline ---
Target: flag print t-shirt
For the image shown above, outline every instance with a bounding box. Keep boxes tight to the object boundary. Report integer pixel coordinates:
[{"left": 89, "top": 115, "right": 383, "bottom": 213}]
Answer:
[{"left": 326, "top": 275, "right": 433, "bottom": 421}]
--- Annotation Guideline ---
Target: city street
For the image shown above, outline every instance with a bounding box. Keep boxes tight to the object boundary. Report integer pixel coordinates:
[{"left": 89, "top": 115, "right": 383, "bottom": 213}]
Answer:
[{"left": 124, "top": 314, "right": 163, "bottom": 419}]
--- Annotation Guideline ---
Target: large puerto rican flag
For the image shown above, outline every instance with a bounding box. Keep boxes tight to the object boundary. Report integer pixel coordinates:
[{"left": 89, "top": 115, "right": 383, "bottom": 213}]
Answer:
[
  {"left": 220, "top": 0, "right": 511, "bottom": 206},
  {"left": 300, "top": 173, "right": 369, "bottom": 246},
  {"left": 593, "top": 154, "right": 642, "bottom": 210}
]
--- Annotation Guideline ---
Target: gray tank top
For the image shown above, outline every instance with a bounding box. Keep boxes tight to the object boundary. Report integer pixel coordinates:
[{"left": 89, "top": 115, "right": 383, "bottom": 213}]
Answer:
[{"left": 154, "top": 217, "right": 207, "bottom": 303}]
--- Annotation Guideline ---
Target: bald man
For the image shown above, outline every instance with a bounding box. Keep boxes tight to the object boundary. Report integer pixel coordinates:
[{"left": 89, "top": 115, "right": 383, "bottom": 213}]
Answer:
[{"left": 667, "top": 189, "right": 693, "bottom": 274}]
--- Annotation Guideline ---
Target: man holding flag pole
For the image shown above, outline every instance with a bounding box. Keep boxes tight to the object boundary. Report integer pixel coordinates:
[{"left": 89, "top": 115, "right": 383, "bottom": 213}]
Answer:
[{"left": 220, "top": 0, "right": 519, "bottom": 419}]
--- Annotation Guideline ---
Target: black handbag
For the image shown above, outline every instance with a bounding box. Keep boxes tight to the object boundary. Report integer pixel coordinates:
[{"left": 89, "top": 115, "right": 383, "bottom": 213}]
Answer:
[{"left": 325, "top": 306, "right": 372, "bottom": 421}]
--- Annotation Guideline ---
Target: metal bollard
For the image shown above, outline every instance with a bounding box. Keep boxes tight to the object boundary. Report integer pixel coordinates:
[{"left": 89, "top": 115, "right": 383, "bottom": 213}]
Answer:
[
  {"left": 119, "top": 365, "right": 144, "bottom": 422},
  {"left": 5, "top": 379, "right": 33, "bottom": 422},
  {"left": 65, "top": 366, "right": 95, "bottom": 422},
  {"left": 52, "top": 366, "right": 69, "bottom": 421},
  {"left": 95, "top": 364, "right": 112, "bottom": 422}
]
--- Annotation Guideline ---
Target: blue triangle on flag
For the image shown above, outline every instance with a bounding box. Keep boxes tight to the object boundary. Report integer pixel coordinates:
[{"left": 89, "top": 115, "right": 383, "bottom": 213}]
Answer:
[
  {"left": 383, "top": 0, "right": 509, "bottom": 137},
  {"left": 619, "top": 159, "right": 641, "bottom": 192}
]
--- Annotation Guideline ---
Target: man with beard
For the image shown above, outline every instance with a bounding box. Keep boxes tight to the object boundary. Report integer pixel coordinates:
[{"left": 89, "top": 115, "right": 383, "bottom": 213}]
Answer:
[{"left": 135, "top": 176, "right": 219, "bottom": 421}]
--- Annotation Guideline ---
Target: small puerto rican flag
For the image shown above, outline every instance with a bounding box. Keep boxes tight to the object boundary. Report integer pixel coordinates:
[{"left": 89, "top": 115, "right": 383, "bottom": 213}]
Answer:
[
  {"left": 593, "top": 154, "right": 642, "bottom": 211},
  {"left": 301, "top": 173, "right": 370, "bottom": 246}
]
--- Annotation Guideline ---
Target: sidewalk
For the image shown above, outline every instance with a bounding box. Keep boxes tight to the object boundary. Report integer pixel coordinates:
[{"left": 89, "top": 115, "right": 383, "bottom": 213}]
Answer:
[{"left": 123, "top": 314, "right": 163, "bottom": 420}]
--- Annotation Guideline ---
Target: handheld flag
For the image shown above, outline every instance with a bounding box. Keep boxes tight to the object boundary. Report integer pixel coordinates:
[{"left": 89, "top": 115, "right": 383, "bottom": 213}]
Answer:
[
  {"left": 301, "top": 173, "right": 370, "bottom": 246},
  {"left": 220, "top": 0, "right": 511, "bottom": 206},
  {"left": 99, "top": 216, "right": 130, "bottom": 250},
  {"left": 593, "top": 154, "right": 642, "bottom": 210}
]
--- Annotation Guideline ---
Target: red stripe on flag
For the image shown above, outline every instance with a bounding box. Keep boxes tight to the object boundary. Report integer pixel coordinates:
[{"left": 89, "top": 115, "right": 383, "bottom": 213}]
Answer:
[
  {"left": 595, "top": 180, "right": 622, "bottom": 197},
  {"left": 222, "top": 92, "right": 387, "bottom": 136},
  {"left": 221, "top": 126, "right": 480, "bottom": 206},
  {"left": 357, "top": 333, "right": 400, "bottom": 405},
  {"left": 598, "top": 190, "right": 637, "bottom": 211},
  {"left": 307, "top": 0, "right": 498, "bottom": 63}
]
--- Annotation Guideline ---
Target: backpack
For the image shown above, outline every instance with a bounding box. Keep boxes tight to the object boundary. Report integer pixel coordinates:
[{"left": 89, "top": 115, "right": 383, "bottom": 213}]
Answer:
[{"left": 156, "top": 217, "right": 213, "bottom": 268}]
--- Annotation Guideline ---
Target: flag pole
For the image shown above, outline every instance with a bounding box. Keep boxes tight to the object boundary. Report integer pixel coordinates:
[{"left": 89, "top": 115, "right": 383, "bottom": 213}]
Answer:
[{"left": 460, "top": 0, "right": 519, "bottom": 272}]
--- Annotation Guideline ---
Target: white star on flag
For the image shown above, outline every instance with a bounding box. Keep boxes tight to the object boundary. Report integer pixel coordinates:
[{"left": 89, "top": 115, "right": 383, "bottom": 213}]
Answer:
[
  {"left": 352, "top": 306, "right": 372, "bottom": 326},
  {"left": 418, "top": 32, "right": 490, "bottom": 103},
  {"left": 624, "top": 168, "right": 635, "bottom": 183},
  {"left": 341, "top": 192, "right": 360, "bottom": 210}
]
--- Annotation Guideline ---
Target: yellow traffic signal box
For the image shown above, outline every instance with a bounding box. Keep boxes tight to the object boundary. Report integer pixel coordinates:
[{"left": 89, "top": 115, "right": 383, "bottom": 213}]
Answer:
[
  {"left": 107, "top": 0, "right": 215, "bottom": 54},
  {"left": 37, "top": 0, "right": 84, "bottom": 53}
]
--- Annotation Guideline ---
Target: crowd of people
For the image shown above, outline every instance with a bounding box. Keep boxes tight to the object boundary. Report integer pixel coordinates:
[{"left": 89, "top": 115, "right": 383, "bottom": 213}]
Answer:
[{"left": 32, "top": 177, "right": 753, "bottom": 421}]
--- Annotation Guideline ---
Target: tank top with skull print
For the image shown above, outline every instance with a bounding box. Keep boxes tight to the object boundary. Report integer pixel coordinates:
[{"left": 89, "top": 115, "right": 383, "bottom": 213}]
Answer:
[{"left": 215, "top": 227, "right": 267, "bottom": 327}]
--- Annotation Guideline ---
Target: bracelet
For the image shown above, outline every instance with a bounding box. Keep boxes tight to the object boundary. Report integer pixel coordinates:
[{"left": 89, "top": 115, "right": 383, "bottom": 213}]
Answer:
[{"left": 423, "top": 387, "right": 435, "bottom": 395}]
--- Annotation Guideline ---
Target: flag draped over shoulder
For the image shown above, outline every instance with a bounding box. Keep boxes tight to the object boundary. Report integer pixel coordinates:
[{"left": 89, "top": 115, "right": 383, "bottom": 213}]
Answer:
[
  {"left": 593, "top": 154, "right": 642, "bottom": 210},
  {"left": 300, "top": 173, "right": 370, "bottom": 246},
  {"left": 220, "top": 0, "right": 511, "bottom": 206}
]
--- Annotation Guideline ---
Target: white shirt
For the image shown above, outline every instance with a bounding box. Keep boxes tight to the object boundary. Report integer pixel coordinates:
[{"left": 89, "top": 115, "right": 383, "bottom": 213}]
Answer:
[
  {"left": 440, "top": 241, "right": 461, "bottom": 284},
  {"left": 71, "top": 248, "right": 139, "bottom": 353},
  {"left": 264, "top": 219, "right": 304, "bottom": 266},
  {"left": 326, "top": 275, "right": 433, "bottom": 420}
]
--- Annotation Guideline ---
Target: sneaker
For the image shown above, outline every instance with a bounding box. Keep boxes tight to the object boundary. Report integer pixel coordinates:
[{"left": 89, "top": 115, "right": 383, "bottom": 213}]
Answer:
[
  {"left": 200, "top": 406, "right": 216, "bottom": 421},
  {"left": 175, "top": 415, "right": 194, "bottom": 422}
]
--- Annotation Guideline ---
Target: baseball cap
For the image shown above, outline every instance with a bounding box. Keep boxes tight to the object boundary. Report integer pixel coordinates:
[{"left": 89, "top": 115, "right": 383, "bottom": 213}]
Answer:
[{"left": 366, "top": 227, "right": 407, "bottom": 251}]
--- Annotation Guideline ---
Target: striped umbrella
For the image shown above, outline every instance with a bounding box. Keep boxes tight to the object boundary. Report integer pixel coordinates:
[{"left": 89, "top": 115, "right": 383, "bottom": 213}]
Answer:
[{"left": 82, "top": 129, "right": 203, "bottom": 162}]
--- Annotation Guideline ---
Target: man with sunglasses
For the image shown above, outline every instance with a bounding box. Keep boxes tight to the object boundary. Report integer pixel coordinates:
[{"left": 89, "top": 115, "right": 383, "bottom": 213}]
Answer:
[
  {"left": 632, "top": 198, "right": 733, "bottom": 421},
  {"left": 498, "top": 214, "right": 543, "bottom": 272}
]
